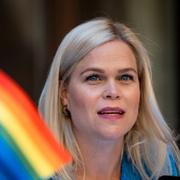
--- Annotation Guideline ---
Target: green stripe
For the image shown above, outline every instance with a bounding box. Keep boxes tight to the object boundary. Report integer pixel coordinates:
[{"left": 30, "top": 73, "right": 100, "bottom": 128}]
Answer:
[{"left": 0, "top": 124, "right": 40, "bottom": 179}]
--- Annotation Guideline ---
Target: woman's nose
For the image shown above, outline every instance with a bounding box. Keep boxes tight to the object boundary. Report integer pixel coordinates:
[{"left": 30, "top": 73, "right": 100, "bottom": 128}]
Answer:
[{"left": 102, "top": 81, "right": 120, "bottom": 100}]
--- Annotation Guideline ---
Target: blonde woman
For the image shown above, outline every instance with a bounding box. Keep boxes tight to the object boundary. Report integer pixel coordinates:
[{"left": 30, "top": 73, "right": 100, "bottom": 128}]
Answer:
[{"left": 39, "top": 18, "right": 180, "bottom": 180}]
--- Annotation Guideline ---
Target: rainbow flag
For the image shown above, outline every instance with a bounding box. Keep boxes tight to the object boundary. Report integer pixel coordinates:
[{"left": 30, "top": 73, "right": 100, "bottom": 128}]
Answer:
[{"left": 0, "top": 70, "right": 72, "bottom": 179}]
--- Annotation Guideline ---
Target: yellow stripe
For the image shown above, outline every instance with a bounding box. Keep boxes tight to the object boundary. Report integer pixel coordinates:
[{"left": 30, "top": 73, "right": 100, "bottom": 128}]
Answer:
[
  {"left": 0, "top": 87, "right": 63, "bottom": 169},
  {"left": 0, "top": 101, "right": 55, "bottom": 178}
]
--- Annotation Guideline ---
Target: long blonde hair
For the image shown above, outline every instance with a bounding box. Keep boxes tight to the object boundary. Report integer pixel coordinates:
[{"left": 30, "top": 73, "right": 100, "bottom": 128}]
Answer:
[{"left": 39, "top": 17, "right": 180, "bottom": 179}]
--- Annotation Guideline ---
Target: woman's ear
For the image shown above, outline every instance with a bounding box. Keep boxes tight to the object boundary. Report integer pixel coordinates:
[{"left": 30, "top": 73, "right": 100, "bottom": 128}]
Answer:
[{"left": 60, "top": 82, "right": 69, "bottom": 106}]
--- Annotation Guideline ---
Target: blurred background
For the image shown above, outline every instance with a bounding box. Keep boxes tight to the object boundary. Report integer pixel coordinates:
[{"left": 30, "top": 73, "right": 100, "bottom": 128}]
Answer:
[{"left": 0, "top": 0, "right": 179, "bottom": 143}]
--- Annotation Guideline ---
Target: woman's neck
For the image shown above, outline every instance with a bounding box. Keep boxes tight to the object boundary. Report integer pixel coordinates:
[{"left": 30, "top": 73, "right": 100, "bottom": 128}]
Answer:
[{"left": 74, "top": 134, "right": 124, "bottom": 180}]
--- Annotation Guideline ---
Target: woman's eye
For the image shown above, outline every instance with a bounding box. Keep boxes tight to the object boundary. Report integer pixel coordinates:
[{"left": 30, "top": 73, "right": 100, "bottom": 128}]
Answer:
[
  {"left": 119, "top": 74, "right": 134, "bottom": 81},
  {"left": 85, "top": 74, "right": 102, "bottom": 81}
]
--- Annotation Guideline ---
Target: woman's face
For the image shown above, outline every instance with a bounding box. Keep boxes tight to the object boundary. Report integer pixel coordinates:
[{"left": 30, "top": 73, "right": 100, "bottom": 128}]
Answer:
[{"left": 62, "top": 40, "right": 140, "bottom": 142}]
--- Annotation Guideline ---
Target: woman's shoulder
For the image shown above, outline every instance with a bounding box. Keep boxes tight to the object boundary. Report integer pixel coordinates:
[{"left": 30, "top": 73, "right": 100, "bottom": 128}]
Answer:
[
  {"left": 120, "top": 152, "right": 142, "bottom": 180},
  {"left": 166, "top": 146, "right": 179, "bottom": 176},
  {"left": 120, "top": 147, "right": 179, "bottom": 180}
]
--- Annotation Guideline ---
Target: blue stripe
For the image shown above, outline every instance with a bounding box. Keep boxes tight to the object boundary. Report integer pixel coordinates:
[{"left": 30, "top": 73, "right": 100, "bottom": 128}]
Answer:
[{"left": 0, "top": 124, "right": 39, "bottom": 180}]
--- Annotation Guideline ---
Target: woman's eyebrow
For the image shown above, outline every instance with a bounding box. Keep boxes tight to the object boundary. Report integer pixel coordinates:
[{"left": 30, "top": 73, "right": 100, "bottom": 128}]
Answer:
[
  {"left": 118, "top": 68, "right": 138, "bottom": 74},
  {"left": 80, "top": 67, "right": 138, "bottom": 75},
  {"left": 80, "top": 68, "right": 105, "bottom": 75}
]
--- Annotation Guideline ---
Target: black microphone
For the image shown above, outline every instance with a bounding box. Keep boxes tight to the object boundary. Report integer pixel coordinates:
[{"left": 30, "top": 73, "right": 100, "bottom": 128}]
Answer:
[{"left": 158, "top": 176, "right": 180, "bottom": 179}]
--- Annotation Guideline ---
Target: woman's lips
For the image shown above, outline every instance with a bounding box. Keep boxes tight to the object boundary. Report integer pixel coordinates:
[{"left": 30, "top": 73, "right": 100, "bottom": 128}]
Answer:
[{"left": 97, "top": 107, "right": 125, "bottom": 120}]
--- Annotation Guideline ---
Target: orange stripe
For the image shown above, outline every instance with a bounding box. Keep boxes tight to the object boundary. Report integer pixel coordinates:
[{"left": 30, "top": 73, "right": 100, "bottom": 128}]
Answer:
[
  {"left": 0, "top": 85, "right": 71, "bottom": 170},
  {"left": 0, "top": 71, "right": 71, "bottom": 162},
  {"left": 0, "top": 102, "right": 55, "bottom": 177},
  {"left": 0, "top": 70, "right": 72, "bottom": 163},
  {"left": 0, "top": 87, "right": 60, "bottom": 169},
  {"left": 0, "top": 71, "right": 71, "bottom": 169}
]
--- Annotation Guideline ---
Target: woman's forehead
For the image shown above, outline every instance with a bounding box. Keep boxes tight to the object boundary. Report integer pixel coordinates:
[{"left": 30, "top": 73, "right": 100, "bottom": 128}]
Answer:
[{"left": 73, "top": 40, "right": 138, "bottom": 73}]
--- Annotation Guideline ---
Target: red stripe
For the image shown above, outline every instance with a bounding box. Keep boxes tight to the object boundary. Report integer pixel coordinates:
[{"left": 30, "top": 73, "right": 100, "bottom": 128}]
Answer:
[{"left": 0, "top": 70, "right": 71, "bottom": 168}]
